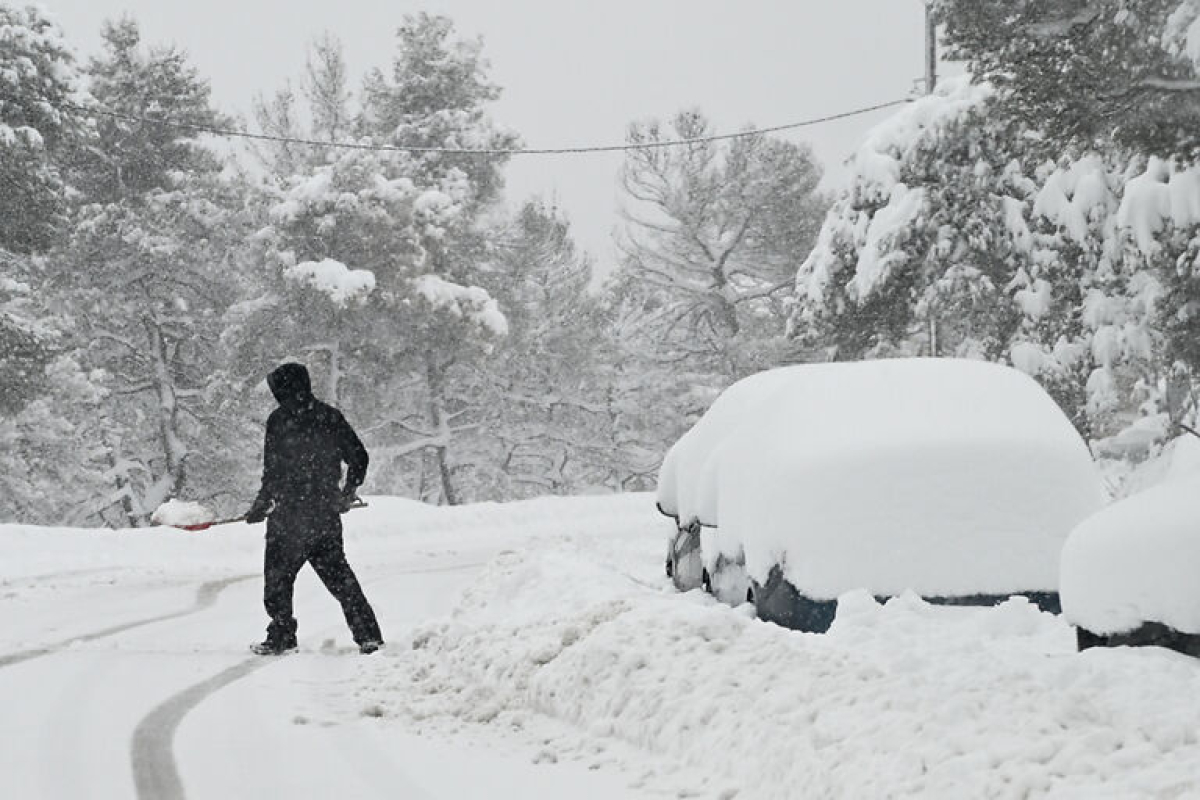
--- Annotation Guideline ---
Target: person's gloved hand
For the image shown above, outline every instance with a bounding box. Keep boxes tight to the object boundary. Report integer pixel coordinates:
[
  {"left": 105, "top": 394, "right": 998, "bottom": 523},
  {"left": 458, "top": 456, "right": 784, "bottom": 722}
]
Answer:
[
  {"left": 339, "top": 486, "right": 361, "bottom": 514},
  {"left": 245, "top": 497, "right": 272, "bottom": 524}
]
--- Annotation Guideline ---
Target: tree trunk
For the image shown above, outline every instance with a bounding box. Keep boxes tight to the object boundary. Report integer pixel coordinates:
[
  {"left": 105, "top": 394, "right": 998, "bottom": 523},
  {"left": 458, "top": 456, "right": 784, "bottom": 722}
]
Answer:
[
  {"left": 102, "top": 426, "right": 138, "bottom": 528},
  {"left": 144, "top": 316, "right": 186, "bottom": 501},
  {"left": 329, "top": 340, "right": 341, "bottom": 406},
  {"left": 424, "top": 352, "right": 459, "bottom": 506}
]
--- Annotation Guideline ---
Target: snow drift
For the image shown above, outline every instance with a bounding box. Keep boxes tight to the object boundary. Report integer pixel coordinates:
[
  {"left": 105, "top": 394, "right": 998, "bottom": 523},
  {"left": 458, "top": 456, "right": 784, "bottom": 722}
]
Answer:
[{"left": 361, "top": 523, "right": 1200, "bottom": 800}]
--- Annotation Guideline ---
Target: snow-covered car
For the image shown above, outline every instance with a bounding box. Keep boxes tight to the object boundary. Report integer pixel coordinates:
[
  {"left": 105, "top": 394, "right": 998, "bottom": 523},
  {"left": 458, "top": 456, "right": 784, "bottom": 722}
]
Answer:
[
  {"left": 1061, "top": 474, "right": 1200, "bottom": 656},
  {"left": 657, "top": 358, "right": 1107, "bottom": 632}
]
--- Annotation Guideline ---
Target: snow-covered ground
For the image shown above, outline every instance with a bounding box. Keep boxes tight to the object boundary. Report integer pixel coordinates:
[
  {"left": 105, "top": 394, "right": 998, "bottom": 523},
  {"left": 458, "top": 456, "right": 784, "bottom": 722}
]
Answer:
[{"left": 3, "top": 493, "right": 1200, "bottom": 798}]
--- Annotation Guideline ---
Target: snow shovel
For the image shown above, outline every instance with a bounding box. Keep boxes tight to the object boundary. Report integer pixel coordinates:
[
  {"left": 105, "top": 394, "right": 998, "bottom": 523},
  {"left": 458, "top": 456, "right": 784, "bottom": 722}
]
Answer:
[{"left": 173, "top": 500, "right": 369, "bottom": 531}]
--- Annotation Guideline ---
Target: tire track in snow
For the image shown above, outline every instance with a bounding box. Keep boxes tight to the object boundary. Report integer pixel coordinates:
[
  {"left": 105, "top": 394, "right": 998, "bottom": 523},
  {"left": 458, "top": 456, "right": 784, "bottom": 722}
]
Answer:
[
  {"left": 0, "top": 574, "right": 255, "bottom": 669},
  {"left": 131, "top": 656, "right": 269, "bottom": 800},
  {"left": 1, "top": 565, "right": 122, "bottom": 587},
  {"left": 128, "top": 557, "right": 489, "bottom": 800}
]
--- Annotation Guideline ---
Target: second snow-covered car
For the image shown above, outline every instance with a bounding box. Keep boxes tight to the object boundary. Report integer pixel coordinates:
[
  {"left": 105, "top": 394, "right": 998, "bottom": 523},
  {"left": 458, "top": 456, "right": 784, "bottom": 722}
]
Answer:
[
  {"left": 657, "top": 358, "right": 1107, "bottom": 632},
  {"left": 1061, "top": 470, "right": 1200, "bottom": 657}
]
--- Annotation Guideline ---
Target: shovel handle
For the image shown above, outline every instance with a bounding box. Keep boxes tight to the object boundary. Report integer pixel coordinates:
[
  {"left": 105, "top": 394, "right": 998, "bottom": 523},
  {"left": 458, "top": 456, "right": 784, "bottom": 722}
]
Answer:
[{"left": 172, "top": 501, "right": 369, "bottom": 531}]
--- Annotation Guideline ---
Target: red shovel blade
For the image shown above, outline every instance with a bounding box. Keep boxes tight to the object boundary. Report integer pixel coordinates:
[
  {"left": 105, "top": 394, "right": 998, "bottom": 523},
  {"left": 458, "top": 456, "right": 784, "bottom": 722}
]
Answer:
[{"left": 172, "top": 516, "right": 243, "bottom": 532}]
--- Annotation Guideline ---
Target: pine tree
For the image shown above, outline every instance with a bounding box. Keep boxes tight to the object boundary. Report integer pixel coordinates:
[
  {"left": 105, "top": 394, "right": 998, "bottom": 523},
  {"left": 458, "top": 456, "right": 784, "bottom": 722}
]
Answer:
[
  {"left": 47, "top": 18, "right": 248, "bottom": 525},
  {"left": 607, "top": 109, "right": 827, "bottom": 474},
  {"left": 470, "top": 200, "right": 623, "bottom": 495},
  {"left": 619, "top": 110, "right": 825, "bottom": 373},
  {"left": 936, "top": 0, "right": 1200, "bottom": 156},
  {"left": 0, "top": 4, "right": 85, "bottom": 253},
  {"left": 73, "top": 18, "right": 227, "bottom": 203},
  {"left": 237, "top": 16, "right": 516, "bottom": 505},
  {"left": 792, "top": 79, "right": 1030, "bottom": 362}
]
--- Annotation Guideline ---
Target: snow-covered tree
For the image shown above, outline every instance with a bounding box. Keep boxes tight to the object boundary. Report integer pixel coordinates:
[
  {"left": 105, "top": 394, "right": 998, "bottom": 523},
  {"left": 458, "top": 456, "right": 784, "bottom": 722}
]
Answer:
[
  {"left": 237, "top": 15, "right": 516, "bottom": 505},
  {"left": 39, "top": 21, "right": 251, "bottom": 525},
  {"left": 74, "top": 18, "right": 227, "bottom": 203},
  {"left": 928, "top": 0, "right": 1200, "bottom": 466},
  {"left": 466, "top": 201, "right": 623, "bottom": 495},
  {"left": 604, "top": 111, "right": 827, "bottom": 477},
  {"left": 795, "top": 5, "right": 1200, "bottom": 479},
  {"left": 792, "top": 79, "right": 1030, "bottom": 361},
  {"left": 937, "top": 0, "right": 1200, "bottom": 157},
  {"left": 0, "top": 249, "right": 111, "bottom": 524},
  {"left": 620, "top": 110, "right": 825, "bottom": 372},
  {"left": 55, "top": 171, "right": 252, "bottom": 524},
  {"left": 359, "top": 12, "right": 518, "bottom": 210},
  {"left": 251, "top": 32, "right": 353, "bottom": 176},
  {"left": 0, "top": 4, "right": 86, "bottom": 254}
]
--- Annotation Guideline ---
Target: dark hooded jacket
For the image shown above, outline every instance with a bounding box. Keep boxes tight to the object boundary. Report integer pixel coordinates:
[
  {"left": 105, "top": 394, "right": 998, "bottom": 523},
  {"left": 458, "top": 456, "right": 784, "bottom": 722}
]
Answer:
[{"left": 253, "top": 363, "right": 368, "bottom": 515}]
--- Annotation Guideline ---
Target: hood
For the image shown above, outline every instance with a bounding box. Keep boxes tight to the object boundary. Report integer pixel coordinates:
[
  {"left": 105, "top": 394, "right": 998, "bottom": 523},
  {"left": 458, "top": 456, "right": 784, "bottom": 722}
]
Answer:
[{"left": 267, "top": 362, "right": 314, "bottom": 413}]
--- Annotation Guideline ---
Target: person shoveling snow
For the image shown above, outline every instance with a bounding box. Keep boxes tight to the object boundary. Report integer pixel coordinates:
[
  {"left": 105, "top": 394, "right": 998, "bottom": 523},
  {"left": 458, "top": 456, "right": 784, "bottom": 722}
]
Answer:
[{"left": 244, "top": 362, "right": 384, "bottom": 656}]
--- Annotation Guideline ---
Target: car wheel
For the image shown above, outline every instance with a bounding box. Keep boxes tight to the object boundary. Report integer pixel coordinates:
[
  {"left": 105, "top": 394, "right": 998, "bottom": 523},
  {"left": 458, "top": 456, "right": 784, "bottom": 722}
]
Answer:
[
  {"left": 665, "top": 556, "right": 674, "bottom": 578},
  {"left": 702, "top": 568, "right": 712, "bottom": 594}
]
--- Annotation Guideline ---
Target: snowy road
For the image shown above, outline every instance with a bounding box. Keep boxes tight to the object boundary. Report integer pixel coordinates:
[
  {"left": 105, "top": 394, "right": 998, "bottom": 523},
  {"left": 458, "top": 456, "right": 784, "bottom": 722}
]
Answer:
[
  {"left": 6, "top": 494, "right": 1200, "bottom": 799},
  {"left": 0, "top": 498, "right": 669, "bottom": 799}
]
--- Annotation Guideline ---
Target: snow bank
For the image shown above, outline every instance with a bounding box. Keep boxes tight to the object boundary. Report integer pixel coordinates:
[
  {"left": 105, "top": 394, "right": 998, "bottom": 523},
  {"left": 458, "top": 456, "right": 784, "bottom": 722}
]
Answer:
[
  {"left": 149, "top": 499, "right": 213, "bottom": 527},
  {"left": 662, "top": 359, "right": 1105, "bottom": 599},
  {"left": 1062, "top": 475, "right": 1200, "bottom": 635},
  {"left": 284, "top": 258, "right": 376, "bottom": 306},
  {"left": 352, "top": 536, "right": 1200, "bottom": 799}
]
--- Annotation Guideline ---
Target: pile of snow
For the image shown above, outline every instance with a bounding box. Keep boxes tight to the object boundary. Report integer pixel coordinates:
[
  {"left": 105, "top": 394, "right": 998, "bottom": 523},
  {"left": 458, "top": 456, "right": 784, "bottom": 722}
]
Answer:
[
  {"left": 347, "top": 532, "right": 1200, "bottom": 799},
  {"left": 413, "top": 274, "right": 508, "bottom": 336},
  {"left": 149, "top": 499, "right": 213, "bottom": 527},
  {"left": 284, "top": 258, "right": 376, "bottom": 306},
  {"left": 1062, "top": 474, "right": 1200, "bottom": 635},
  {"left": 659, "top": 358, "right": 1106, "bottom": 599}
]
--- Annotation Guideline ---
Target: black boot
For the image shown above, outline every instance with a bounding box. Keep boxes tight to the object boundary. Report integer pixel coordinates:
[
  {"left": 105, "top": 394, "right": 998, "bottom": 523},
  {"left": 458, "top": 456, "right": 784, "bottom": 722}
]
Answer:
[{"left": 250, "top": 634, "right": 298, "bottom": 656}]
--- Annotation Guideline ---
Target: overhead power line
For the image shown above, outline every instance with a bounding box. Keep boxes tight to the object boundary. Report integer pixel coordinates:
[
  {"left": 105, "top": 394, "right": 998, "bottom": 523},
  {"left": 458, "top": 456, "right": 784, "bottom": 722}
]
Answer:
[{"left": 9, "top": 94, "right": 912, "bottom": 156}]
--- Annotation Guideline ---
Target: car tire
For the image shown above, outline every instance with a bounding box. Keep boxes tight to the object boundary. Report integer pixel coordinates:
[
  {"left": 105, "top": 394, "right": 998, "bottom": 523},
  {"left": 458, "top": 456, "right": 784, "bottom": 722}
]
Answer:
[{"left": 702, "top": 568, "right": 712, "bottom": 594}]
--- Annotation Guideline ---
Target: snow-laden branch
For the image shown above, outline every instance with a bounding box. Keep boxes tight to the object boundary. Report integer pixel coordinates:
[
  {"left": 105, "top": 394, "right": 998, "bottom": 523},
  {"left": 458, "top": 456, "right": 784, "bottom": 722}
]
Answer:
[
  {"left": 1135, "top": 77, "right": 1200, "bottom": 92},
  {"left": 1023, "top": 3, "right": 1104, "bottom": 37},
  {"left": 363, "top": 417, "right": 434, "bottom": 437},
  {"left": 500, "top": 391, "right": 610, "bottom": 415}
]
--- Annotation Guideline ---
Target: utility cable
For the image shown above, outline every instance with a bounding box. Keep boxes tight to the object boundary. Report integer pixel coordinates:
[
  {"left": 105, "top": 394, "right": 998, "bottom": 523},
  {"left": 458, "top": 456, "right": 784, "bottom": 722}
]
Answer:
[{"left": 3, "top": 93, "right": 912, "bottom": 156}]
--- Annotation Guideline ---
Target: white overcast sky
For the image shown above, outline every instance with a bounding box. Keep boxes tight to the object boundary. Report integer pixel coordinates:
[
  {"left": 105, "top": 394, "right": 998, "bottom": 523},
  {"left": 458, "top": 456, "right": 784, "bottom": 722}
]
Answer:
[{"left": 42, "top": 0, "right": 940, "bottom": 272}]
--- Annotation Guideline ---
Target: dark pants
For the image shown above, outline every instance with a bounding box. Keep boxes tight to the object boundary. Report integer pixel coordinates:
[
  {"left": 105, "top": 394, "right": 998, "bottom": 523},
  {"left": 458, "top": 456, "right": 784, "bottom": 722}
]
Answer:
[{"left": 263, "top": 509, "right": 381, "bottom": 646}]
